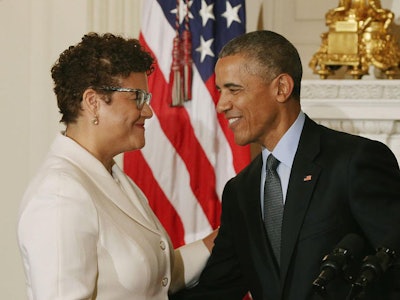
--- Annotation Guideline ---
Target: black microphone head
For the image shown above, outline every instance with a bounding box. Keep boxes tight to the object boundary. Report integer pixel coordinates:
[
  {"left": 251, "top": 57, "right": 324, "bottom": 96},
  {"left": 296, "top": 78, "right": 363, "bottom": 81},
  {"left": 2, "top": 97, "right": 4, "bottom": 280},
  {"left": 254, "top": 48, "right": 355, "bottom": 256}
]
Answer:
[
  {"left": 313, "top": 233, "right": 365, "bottom": 292},
  {"left": 352, "top": 231, "right": 400, "bottom": 293},
  {"left": 334, "top": 233, "right": 365, "bottom": 257},
  {"left": 320, "top": 233, "right": 365, "bottom": 270},
  {"left": 375, "top": 230, "right": 400, "bottom": 258}
]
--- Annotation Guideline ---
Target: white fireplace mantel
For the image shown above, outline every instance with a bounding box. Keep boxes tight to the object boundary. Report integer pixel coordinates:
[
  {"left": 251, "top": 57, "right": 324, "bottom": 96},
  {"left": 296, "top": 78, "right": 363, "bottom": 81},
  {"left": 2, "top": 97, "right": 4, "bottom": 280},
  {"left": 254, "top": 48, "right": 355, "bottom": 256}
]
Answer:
[{"left": 301, "top": 80, "right": 400, "bottom": 162}]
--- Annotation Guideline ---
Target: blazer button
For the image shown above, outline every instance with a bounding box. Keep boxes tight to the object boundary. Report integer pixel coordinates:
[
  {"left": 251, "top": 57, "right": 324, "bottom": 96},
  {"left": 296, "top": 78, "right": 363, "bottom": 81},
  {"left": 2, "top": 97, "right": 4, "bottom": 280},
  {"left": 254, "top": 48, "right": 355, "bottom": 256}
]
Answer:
[
  {"left": 161, "top": 277, "right": 169, "bottom": 287},
  {"left": 160, "top": 240, "right": 166, "bottom": 250}
]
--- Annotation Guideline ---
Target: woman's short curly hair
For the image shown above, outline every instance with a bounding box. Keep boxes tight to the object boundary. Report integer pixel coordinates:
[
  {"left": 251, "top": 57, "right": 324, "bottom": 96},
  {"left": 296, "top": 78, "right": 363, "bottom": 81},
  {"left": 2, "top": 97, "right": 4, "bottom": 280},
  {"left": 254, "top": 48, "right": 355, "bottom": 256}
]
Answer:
[{"left": 51, "top": 32, "right": 155, "bottom": 124}]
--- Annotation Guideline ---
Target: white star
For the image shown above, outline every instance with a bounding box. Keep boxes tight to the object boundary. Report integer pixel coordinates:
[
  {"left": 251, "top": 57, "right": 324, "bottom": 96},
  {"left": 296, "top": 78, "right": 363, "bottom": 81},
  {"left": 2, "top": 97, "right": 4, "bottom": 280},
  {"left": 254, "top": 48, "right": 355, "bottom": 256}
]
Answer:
[
  {"left": 221, "top": 1, "right": 242, "bottom": 28},
  {"left": 199, "top": 0, "right": 215, "bottom": 27},
  {"left": 196, "top": 36, "right": 215, "bottom": 63},
  {"left": 170, "top": 0, "right": 194, "bottom": 25}
]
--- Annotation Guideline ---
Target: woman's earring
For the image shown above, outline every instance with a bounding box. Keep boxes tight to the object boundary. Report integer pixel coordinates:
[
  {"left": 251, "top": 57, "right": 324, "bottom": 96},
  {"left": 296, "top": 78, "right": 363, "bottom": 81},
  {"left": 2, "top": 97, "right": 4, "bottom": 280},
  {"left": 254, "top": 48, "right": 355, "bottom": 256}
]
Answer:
[{"left": 92, "top": 115, "right": 99, "bottom": 125}]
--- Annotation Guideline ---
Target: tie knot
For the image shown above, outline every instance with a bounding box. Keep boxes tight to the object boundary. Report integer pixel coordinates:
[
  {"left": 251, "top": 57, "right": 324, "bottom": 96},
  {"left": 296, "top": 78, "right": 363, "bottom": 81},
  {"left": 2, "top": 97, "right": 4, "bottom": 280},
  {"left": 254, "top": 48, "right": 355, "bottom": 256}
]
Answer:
[{"left": 266, "top": 154, "right": 280, "bottom": 171}]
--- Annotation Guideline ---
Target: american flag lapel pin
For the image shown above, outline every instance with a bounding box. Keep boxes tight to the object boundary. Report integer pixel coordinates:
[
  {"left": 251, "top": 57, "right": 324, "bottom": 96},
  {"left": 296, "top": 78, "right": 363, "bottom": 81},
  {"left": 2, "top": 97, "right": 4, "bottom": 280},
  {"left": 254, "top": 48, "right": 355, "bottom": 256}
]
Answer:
[{"left": 303, "top": 175, "right": 312, "bottom": 182}]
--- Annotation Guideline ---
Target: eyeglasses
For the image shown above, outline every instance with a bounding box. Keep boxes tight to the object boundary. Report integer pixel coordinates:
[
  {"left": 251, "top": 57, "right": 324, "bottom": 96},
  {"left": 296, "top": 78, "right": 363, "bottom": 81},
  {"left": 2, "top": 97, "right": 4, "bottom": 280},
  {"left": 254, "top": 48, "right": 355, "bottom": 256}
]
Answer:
[{"left": 97, "top": 86, "right": 152, "bottom": 110}]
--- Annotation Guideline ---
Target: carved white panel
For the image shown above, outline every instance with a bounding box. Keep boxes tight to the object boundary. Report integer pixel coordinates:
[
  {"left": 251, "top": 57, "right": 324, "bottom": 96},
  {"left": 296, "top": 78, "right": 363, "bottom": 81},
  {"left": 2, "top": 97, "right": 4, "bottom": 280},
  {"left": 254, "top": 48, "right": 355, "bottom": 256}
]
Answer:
[
  {"left": 302, "top": 79, "right": 400, "bottom": 162},
  {"left": 302, "top": 80, "right": 400, "bottom": 100}
]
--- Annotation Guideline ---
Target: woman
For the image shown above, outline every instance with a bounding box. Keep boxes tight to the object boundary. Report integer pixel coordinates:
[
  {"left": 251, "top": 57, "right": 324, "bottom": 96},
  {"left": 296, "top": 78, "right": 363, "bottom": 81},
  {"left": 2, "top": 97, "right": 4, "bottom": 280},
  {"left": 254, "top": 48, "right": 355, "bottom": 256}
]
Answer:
[{"left": 17, "top": 32, "right": 216, "bottom": 300}]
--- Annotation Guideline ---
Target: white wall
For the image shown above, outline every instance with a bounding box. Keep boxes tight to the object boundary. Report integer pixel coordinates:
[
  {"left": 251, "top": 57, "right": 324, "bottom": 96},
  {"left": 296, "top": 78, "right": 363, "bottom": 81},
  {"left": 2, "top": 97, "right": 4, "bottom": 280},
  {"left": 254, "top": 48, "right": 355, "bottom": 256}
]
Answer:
[
  {"left": 1, "top": 0, "right": 398, "bottom": 298},
  {"left": 1, "top": 1, "right": 90, "bottom": 298}
]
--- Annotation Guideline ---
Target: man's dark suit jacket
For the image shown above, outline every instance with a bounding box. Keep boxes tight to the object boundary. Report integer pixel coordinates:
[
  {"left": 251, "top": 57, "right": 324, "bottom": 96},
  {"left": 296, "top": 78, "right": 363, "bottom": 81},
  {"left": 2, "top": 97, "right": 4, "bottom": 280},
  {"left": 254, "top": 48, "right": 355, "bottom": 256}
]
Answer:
[{"left": 172, "top": 115, "right": 400, "bottom": 300}]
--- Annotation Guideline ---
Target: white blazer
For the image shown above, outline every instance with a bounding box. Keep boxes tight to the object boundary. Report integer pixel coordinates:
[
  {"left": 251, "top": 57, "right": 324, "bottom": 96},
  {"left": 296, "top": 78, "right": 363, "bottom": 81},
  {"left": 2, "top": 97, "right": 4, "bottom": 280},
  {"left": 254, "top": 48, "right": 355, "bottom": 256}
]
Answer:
[{"left": 18, "top": 133, "right": 209, "bottom": 300}]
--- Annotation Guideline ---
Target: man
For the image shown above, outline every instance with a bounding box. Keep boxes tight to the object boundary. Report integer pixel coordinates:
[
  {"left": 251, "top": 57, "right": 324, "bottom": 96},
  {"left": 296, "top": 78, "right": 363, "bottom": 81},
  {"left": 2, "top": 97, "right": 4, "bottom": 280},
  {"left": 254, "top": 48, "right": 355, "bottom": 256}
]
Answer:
[{"left": 171, "top": 30, "right": 400, "bottom": 299}]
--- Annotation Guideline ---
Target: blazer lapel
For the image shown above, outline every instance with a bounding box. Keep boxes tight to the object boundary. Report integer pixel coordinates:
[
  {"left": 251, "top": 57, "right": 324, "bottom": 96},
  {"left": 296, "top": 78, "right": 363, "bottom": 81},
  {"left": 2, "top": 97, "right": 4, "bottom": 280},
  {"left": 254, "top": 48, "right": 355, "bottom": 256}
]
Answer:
[
  {"left": 280, "top": 117, "right": 322, "bottom": 284},
  {"left": 83, "top": 164, "right": 160, "bottom": 233},
  {"left": 51, "top": 134, "right": 160, "bottom": 233},
  {"left": 111, "top": 165, "right": 161, "bottom": 230}
]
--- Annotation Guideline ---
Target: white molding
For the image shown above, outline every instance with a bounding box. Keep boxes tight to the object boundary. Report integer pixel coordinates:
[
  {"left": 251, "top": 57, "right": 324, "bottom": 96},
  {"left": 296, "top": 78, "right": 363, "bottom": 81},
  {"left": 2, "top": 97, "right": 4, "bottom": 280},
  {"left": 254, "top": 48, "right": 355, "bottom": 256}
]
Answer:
[{"left": 302, "top": 79, "right": 400, "bottom": 162}]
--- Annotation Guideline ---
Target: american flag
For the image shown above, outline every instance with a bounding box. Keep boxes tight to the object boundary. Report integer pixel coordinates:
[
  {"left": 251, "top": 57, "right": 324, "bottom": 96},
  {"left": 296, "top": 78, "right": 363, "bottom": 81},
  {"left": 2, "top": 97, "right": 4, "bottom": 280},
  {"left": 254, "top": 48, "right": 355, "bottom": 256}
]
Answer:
[{"left": 124, "top": 0, "right": 250, "bottom": 248}]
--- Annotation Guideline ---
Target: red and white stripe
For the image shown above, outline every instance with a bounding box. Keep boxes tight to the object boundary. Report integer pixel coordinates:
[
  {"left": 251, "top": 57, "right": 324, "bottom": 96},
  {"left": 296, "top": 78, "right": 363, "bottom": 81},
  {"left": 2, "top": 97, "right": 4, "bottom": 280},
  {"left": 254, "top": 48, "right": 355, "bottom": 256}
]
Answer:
[{"left": 124, "top": 0, "right": 250, "bottom": 248}]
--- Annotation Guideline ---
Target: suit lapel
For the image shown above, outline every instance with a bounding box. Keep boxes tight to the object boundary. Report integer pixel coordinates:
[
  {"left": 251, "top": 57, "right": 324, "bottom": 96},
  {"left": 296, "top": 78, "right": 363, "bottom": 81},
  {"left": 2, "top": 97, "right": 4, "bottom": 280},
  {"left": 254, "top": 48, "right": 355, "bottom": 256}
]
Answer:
[
  {"left": 280, "top": 117, "right": 322, "bottom": 284},
  {"left": 112, "top": 165, "right": 162, "bottom": 230},
  {"left": 240, "top": 155, "right": 281, "bottom": 280},
  {"left": 50, "top": 134, "right": 160, "bottom": 233},
  {"left": 82, "top": 164, "right": 160, "bottom": 233}
]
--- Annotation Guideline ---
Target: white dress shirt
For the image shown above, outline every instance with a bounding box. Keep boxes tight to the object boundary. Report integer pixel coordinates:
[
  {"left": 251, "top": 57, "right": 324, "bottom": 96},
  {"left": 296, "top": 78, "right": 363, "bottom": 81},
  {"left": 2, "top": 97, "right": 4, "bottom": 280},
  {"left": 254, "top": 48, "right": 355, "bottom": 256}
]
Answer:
[{"left": 260, "top": 111, "right": 305, "bottom": 217}]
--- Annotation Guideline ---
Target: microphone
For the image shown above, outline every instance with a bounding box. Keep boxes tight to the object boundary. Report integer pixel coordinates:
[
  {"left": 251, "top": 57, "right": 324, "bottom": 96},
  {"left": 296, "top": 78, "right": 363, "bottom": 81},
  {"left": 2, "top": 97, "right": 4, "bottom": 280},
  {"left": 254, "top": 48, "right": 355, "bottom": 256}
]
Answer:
[
  {"left": 354, "top": 247, "right": 397, "bottom": 286},
  {"left": 313, "top": 233, "right": 365, "bottom": 295},
  {"left": 348, "top": 246, "right": 398, "bottom": 299}
]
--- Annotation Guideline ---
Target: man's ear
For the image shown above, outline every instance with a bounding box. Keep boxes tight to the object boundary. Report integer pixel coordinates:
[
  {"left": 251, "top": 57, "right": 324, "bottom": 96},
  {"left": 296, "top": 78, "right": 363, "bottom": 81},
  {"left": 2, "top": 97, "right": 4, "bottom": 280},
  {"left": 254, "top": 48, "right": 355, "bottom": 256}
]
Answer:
[{"left": 276, "top": 73, "right": 294, "bottom": 103}]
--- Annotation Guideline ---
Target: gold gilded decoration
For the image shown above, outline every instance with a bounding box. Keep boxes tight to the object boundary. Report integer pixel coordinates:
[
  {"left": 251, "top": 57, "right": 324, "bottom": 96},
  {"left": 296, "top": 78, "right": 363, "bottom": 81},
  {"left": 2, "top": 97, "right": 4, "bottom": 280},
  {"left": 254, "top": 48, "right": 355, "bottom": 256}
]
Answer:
[{"left": 309, "top": 0, "right": 400, "bottom": 79}]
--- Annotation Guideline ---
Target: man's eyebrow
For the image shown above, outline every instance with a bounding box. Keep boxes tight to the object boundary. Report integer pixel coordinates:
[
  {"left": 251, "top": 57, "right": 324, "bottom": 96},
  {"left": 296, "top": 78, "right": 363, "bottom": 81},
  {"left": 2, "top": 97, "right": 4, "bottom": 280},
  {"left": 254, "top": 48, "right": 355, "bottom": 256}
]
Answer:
[{"left": 217, "top": 83, "right": 244, "bottom": 89}]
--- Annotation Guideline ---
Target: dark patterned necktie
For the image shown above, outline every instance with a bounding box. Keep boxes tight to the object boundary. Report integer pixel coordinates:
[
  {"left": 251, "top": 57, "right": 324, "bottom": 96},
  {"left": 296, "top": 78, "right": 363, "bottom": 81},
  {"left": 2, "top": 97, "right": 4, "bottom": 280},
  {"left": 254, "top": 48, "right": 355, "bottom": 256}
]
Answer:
[{"left": 264, "top": 154, "right": 284, "bottom": 264}]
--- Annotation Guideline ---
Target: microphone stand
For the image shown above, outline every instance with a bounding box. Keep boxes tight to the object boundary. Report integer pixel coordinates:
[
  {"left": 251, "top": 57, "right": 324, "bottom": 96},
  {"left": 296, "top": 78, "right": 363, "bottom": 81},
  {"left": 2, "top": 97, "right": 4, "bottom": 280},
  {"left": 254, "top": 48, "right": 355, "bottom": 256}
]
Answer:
[{"left": 345, "top": 284, "right": 364, "bottom": 300}]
